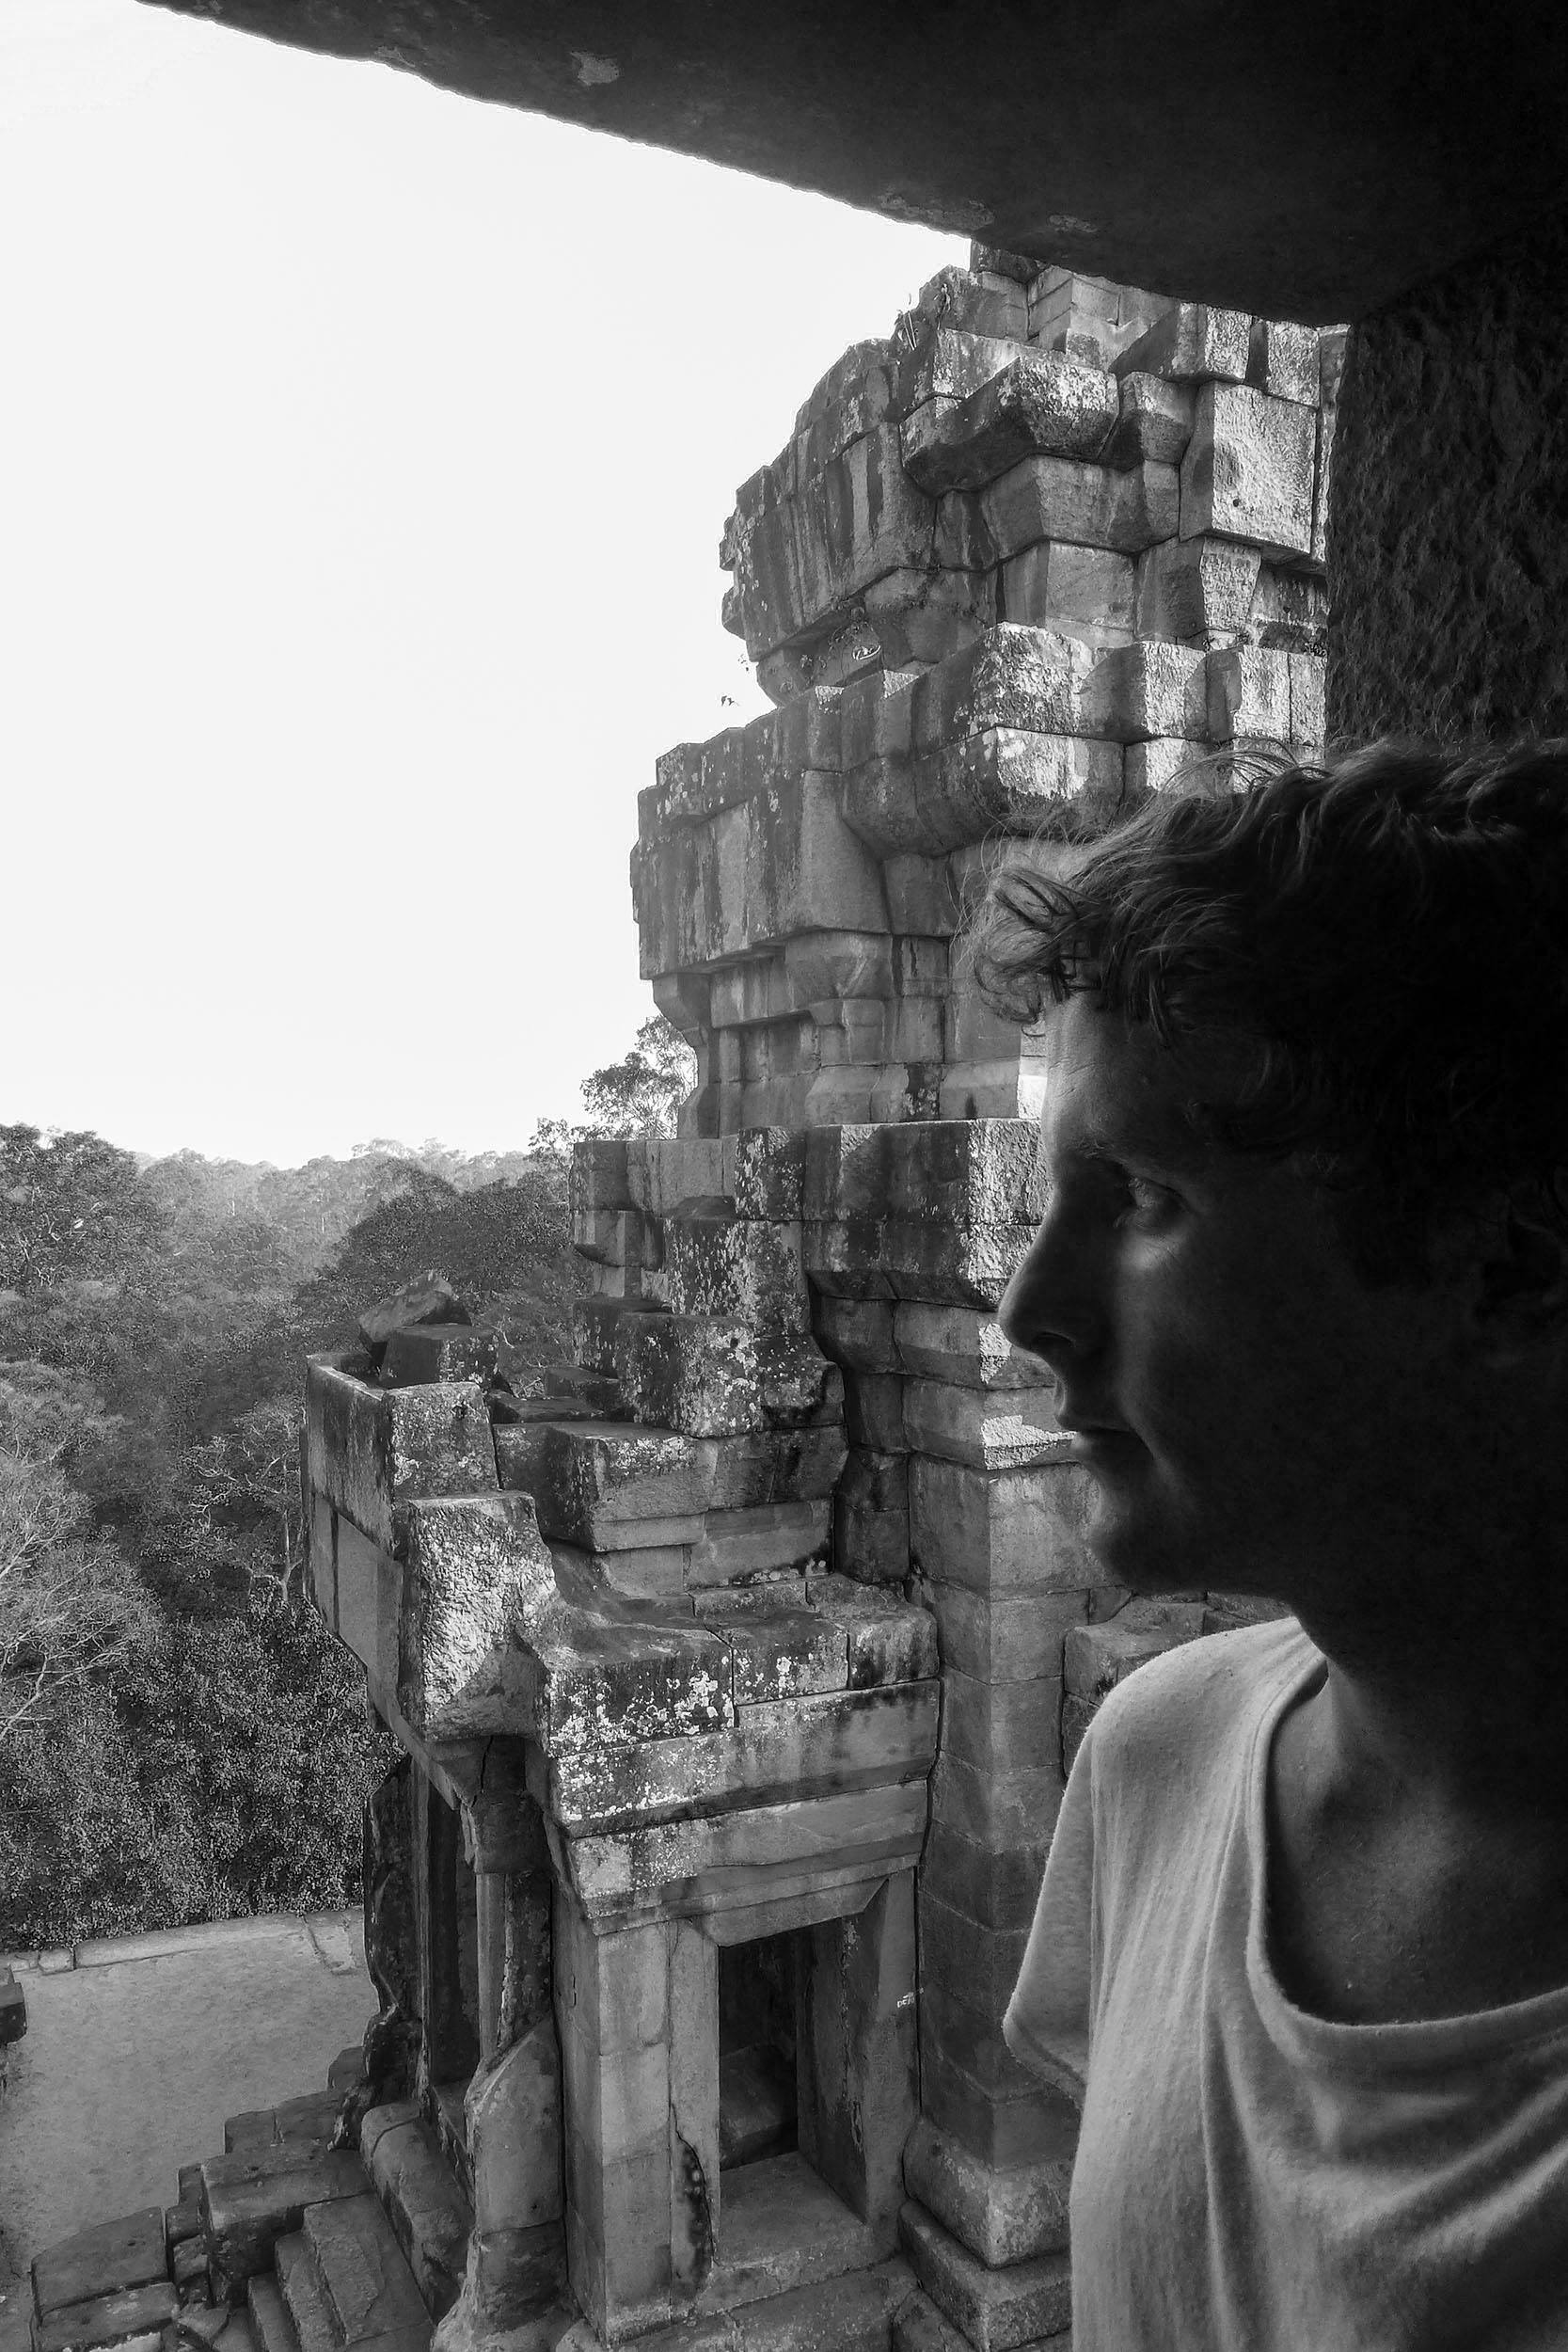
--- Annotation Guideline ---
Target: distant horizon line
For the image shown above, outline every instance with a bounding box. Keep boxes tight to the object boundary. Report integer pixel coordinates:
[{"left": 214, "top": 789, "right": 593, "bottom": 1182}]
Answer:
[{"left": 1, "top": 1120, "right": 570, "bottom": 1175}]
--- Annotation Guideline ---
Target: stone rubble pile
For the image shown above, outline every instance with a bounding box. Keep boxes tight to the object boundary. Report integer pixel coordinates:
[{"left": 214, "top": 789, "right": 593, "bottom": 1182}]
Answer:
[{"left": 12, "top": 2050, "right": 480, "bottom": 2352}]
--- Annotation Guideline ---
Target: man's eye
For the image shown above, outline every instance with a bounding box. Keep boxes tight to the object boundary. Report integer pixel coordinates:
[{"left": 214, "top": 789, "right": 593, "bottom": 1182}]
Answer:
[{"left": 1121, "top": 1174, "right": 1174, "bottom": 1220}]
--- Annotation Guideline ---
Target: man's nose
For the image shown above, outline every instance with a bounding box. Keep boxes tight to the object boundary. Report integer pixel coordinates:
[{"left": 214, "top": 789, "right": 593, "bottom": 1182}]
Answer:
[{"left": 997, "top": 1212, "right": 1100, "bottom": 1377}]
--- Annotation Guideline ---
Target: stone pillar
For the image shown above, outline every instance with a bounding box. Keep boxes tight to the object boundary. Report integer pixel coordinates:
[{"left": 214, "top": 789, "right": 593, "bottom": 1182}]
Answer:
[
  {"left": 796, "top": 1870, "right": 920, "bottom": 2236},
  {"left": 1327, "top": 209, "right": 1568, "bottom": 742},
  {"left": 553, "top": 1894, "right": 721, "bottom": 2342},
  {"left": 363, "top": 1755, "right": 420, "bottom": 2051},
  {"left": 457, "top": 1757, "right": 567, "bottom": 2332},
  {"left": 419, "top": 1772, "right": 483, "bottom": 2090},
  {"left": 897, "top": 1453, "right": 1082, "bottom": 2346}
]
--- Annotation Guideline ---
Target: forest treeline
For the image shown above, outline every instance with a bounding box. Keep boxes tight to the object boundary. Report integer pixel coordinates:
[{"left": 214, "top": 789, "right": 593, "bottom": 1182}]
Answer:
[{"left": 0, "top": 1018, "right": 691, "bottom": 1951}]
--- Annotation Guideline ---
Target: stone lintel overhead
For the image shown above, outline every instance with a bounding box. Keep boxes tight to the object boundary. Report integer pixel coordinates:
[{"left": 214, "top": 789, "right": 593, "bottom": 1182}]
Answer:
[{"left": 134, "top": 0, "right": 1568, "bottom": 319}]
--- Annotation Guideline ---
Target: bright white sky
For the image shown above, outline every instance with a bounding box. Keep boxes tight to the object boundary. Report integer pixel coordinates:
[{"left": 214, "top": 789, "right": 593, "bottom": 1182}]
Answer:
[{"left": 0, "top": 1, "right": 960, "bottom": 1167}]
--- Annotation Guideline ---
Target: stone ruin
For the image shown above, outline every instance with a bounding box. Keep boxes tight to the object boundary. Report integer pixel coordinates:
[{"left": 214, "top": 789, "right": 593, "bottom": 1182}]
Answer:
[{"left": 17, "top": 251, "right": 1338, "bottom": 2352}]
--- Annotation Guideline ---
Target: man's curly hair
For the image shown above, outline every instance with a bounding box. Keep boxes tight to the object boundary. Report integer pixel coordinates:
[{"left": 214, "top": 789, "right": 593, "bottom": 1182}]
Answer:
[{"left": 966, "top": 740, "right": 1568, "bottom": 1284}]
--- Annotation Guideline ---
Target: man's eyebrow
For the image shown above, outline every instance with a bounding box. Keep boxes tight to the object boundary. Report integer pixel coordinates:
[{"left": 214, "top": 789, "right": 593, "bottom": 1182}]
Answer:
[{"left": 1070, "top": 1110, "right": 1208, "bottom": 1170}]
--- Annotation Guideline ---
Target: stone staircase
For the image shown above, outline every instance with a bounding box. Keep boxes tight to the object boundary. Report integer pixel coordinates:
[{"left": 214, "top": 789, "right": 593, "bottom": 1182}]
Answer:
[
  {"left": 23, "top": 2042, "right": 971, "bottom": 2351},
  {"left": 20, "top": 2049, "right": 580, "bottom": 2352}
]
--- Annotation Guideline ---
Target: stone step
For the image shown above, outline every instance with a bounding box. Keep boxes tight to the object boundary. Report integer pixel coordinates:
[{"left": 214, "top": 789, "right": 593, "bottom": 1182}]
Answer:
[
  {"left": 479, "top": 2320, "right": 576, "bottom": 2352},
  {"left": 276, "top": 2199, "right": 431, "bottom": 2352},
  {"left": 170, "top": 2304, "right": 232, "bottom": 2350},
  {"left": 300, "top": 2195, "right": 429, "bottom": 2349},
  {"left": 360, "top": 2106, "right": 470, "bottom": 2320},
  {"left": 167, "top": 2196, "right": 203, "bottom": 2256},
  {"left": 425, "top": 2086, "right": 472, "bottom": 2204},
  {"left": 32, "top": 2212, "right": 166, "bottom": 2318},
  {"left": 626, "top": 2257, "right": 919, "bottom": 2351},
  {"left": 275, "top": 2238, "right": 336, "bottom": 2352},
  {"left": 277, "top": 2094, "right": 347, "bottom": 2146},
  {"left": 718, "top": 2044, "right": 797, "bottom": 2169},
  {"left": 172, "top": 2235, "right": 210, "bottom": 2297},
  {"left": 201, "top": 2147, "right": 367, "bottom": 2301},
  {"left": 893, "top": 2288, "right": 973, "bottom": 2352},
  {"left": 30, "top": 2282, "right": 177, "bottom": 2352},
  {"left": 166, "top": 2296, "right": 264, "bottom": 2352},
  {"left": 225, "top": 2096, "right": 342, "bottom": 2159},
  {"left": 246, "top": 2275, "right": 301, "bottom": 2352},
  {"left": 898, "top": 2204, "right": 1071, "bottom": 2352}
]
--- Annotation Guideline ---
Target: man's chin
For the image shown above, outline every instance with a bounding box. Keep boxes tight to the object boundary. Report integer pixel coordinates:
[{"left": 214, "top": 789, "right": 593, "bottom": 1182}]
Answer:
[{"left": 1081, "top": 1471, "right": 1202, "bottom": 1597}]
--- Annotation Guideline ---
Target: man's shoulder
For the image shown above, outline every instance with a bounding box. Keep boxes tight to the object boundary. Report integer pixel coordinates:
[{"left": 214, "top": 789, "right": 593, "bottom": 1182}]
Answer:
[{"left": 1085, "top": 1613, "right": 1315, "bottom": 1796}]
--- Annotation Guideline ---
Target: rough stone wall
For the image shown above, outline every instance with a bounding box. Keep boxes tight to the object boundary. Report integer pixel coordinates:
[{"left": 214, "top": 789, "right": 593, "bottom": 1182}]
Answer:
[
  {"left": 639, "top": 257, "right": 1338, "bottom": 1145},
  {"left": 1328, "top": 208, "right": 1568, "bottom": 743},
  {"left": 608, "top": 251, "right": 1338, "bottom": 2347}
]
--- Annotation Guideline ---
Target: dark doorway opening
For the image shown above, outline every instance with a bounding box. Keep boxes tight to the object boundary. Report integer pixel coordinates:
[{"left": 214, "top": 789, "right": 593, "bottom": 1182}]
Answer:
[{"left": 718, "top": 1931, "right": 800, "bottom": 2169}]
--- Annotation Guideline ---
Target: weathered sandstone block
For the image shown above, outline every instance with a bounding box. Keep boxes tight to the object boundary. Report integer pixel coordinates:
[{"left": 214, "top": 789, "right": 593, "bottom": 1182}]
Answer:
[
  {"left": 633, "top": 773, "right": 888, "bottom": 978},
  {"left": 900, "top": 351, "right": 1117, "bottom": 494},
  {"left": 902, "top": 2117, "right": 1071, "bottom": 2270},
  {"left": 613, "top": 1314, "right": 842, "bottom": 1438},
  {"left": 382, "top": 1323, "right": 498, "bottom": 1389},
  {"left": 891, "top": 1304, "right": 1052, "bottom": 1391},
  {"left": 902, "top": 1381, "right": 1068, "bottom": 1471},
  {"left": 998, "top": 540, "right": 1136, "bottom": 640},
  {"left": 397, "top": 1494, "right": 558, "bottom": 1731},
  {"left": 841, "top": 731, "right": 1124, "bottom": 857},
  {"left": 562, "top": 1782, "right": 927, "bottom": 1927},
  {"left": 1135, "top": 533, "right": 1261, "bottom": 642},
  {"left": 1113, "top": 301, "right": 1250, "bottom": 385},
  {"left": 1246, "top": 316, "right": 1322, "bottom": 406},
  {"left": 899, "top": 2201, "right": 1072, "bottom": 2351},
  {"left": 1106, "top": 371, "right": 1196, "bottom": 468},
  {"left": 686, "top": 1497, "right": 832, "bottom": 1585},
  {"left": 942, "top": 454, "right": 1180, "bottom": 569},
  {"left": 544, "top": 1684, "right": 939, "bottom": 1837},
  {"left": 1207, "top": 641, "right": 1293, "bottom": 742},
  {"left": 896, "top": 326, "right": 1022, "bottom": 413},
  {"left": 31, "top": 2213, "right": 168, "bottom": 2318},
  {"left": 910, "top": 1456, "right": 1098, "bottom": 1597},
  {"left": 305, "top": 1358, "right": 497, "bottom": 1556},
  {"left": 663, "top": 1213, "right": 810, "bottom": 1334},
  {"left": 1082, "top": 638, "right": 1211, "bottom": 741},
  {"left": 1180, "top": 381, "right": 1316, "bottom": 556}
]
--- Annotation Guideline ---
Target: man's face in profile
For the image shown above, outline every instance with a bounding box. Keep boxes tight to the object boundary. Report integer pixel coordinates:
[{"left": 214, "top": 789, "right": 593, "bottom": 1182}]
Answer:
[{"left": 997, "top": 993, "right": 1464, "bottom": 1609}]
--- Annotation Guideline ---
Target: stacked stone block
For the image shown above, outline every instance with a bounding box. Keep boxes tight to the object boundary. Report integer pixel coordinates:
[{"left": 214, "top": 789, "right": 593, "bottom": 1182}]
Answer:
[
  {"left": 300, "top": 1281, "right": 939, "bottom": 2347},
  {"left": 639, "top": 261, "right": 1339, "bottom": 1147},
  {"left": 616, "top": 251, "right": 1337, "bottom": 2348},
  {"left": 538, "top": 1112, "right": 1147, "bottom": 2349}
]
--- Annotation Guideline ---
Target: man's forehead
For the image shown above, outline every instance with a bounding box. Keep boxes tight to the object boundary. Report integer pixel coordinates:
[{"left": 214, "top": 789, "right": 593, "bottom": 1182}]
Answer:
[{"left": 1035, "top": 995, "right": 1213, "bottom": 1162}]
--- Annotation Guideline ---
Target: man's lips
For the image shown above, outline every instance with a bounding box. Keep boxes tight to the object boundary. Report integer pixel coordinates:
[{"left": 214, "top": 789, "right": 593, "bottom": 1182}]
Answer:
[{"left": 1052, "top": 1414, "right": 1134, "bottom": 1458}]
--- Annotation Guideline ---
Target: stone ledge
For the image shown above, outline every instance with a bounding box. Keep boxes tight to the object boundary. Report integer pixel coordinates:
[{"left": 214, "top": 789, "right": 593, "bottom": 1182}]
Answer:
[
  {"left": 898, "top": 2202, "right": 1071, "bottom": 2352},
  {"left": 3, "top": 1910, "right": 364, "bottom": 1979}
]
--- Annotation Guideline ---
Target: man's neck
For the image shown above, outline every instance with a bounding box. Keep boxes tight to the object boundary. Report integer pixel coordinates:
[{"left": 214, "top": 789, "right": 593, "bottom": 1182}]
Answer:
[
  {"left": 1290, "top": 1580, "right": 1568, "bottom": 1825},
  {"left": 1269, "top": 1573, "right": 1568, "bottom": 2023}
]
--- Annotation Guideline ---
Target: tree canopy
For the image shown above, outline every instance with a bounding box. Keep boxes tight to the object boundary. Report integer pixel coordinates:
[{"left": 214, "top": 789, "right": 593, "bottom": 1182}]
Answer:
[
  {"left": 0, "top": 1011, "right": 689, "bottom": 1948},
  {"left": 533, "top": 1014, "right": 696, "bottom": 1152}
]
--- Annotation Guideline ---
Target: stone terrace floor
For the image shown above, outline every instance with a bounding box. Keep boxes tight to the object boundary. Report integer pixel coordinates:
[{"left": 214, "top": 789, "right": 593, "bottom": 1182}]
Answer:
[{"left": 0, "top": 1912, "right": 372, "bottom": 2297}]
